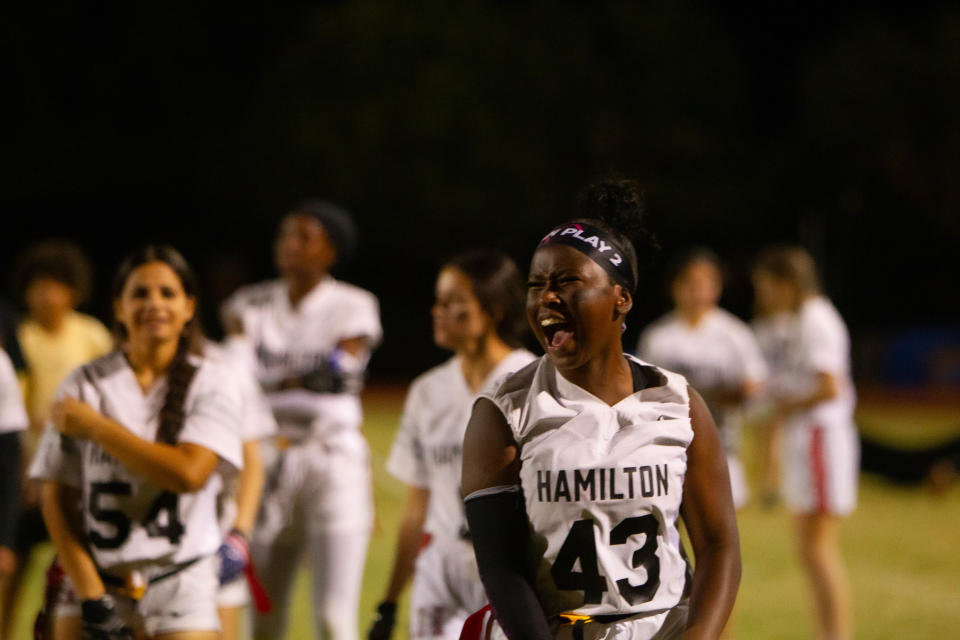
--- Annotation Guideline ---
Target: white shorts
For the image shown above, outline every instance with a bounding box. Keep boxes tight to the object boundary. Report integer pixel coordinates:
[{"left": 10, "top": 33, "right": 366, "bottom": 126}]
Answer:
[
  {"left": 55, "top": 556, "right": 221, "bottom": 637},
  {"left": 409, "top": 536, "right": 486, "bottom": 639},
  {"left": 462, "top": 602, "right": 689, "bottom": 640},
  {"left": 217, "top": 575, "right": 250, "bottom": 608},
  {"left": 256, "top": 430, "right": 373, "bottom": 543},
  {"left": 782, "top": 422, "right": 859, "bottom": 516}
]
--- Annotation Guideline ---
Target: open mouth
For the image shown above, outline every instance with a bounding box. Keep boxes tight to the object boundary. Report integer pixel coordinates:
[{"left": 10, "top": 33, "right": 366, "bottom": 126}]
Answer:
[{"left": 540, "top": 316, "right": 574, "bottom": 349}]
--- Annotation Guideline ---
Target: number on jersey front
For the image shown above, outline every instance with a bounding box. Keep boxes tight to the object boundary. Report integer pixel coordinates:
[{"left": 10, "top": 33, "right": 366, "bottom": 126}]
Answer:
[
  {"left": 89, "top": 482, "right": 185, "bottom": 549},
  {"left": 550, "top": 515, "right": 661, "bottom": 606}
]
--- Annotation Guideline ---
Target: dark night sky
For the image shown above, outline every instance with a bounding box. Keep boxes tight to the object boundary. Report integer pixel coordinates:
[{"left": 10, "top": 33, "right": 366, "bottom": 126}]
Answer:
[{"left": 3, "top": 3, "right": 958, "bottom": 380}]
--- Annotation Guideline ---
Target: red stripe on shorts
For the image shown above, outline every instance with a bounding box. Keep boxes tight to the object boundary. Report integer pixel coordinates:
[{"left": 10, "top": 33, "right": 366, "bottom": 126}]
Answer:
[{"left": 810, "top": 426, "right": 828, "bottom": 514}]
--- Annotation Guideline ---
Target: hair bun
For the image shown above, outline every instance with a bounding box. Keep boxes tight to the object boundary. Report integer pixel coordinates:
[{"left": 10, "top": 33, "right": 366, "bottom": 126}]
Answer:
[{"left": 578, "top": 177, "right": 658, "bottom": 268}]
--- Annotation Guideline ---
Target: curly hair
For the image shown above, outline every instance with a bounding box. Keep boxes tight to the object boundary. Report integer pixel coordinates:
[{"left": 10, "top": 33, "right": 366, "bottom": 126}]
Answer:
[
  {"left": 573, "top": 177, "right": 660, "bottom": 290},
  {"left": 12, "top": 240, "right": 94, "bottom": 305}
]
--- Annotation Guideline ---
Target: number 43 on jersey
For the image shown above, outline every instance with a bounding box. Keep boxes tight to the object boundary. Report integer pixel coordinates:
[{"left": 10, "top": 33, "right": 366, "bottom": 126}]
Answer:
[{"left": 551, "top": 514, "right": 661, "bottom": 605}]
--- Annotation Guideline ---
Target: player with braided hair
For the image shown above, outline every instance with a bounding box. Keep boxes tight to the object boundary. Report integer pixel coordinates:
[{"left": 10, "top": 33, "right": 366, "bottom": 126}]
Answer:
[
  {"left": 29, "top": 245, "right": 244, "bottom": 639},
  {"left": 460, "top": 178, "right": 740, "bottom": 639}
]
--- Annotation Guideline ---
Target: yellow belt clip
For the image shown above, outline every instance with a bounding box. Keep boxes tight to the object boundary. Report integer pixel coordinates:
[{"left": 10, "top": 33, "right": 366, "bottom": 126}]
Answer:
[
  {"left": 558, "top": 613, "right": 594, "bottom": 624},
  {"left": 125, "top": 570, "right": 146, "bottom": 601}
]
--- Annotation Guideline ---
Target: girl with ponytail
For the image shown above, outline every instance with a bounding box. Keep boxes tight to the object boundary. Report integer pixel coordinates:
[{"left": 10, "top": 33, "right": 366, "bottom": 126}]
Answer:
[
  {"left": 30, "top": 245, "right": 244, "bottom": 640},
  {"left": 460, "top": 178, "right": 741, "bottom": 639}
]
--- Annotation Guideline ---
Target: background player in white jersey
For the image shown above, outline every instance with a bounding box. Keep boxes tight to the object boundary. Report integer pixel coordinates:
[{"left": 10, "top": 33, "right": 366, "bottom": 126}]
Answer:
[
  {"left": 368, "top": 251, "right": 535, "bottom": 640},
  {"left": 460, "top": 179, "right": 740, "bottom": 640},
  {"left": 752, "top": 246, "right": 857, "bottom": 640},
  {"left": 637, "top": 248, "right": 767, "bottom": 509},
  {"left": 0, "top": 346, "right": 29, "bottom": 637},
  {"left": 30, "top": 245, "right": 244, "bottom": 640},
  {"left": 203, "top": 342, "right": 277, "bottom": 640},
  {"left": 222, "top": 201, "right": 382, "bottom": 640}
]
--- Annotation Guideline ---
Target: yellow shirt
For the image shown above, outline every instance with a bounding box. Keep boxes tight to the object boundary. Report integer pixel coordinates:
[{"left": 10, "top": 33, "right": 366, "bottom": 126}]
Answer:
[{"left": 18, "top": 311, "right": 113, "bottom": 426}]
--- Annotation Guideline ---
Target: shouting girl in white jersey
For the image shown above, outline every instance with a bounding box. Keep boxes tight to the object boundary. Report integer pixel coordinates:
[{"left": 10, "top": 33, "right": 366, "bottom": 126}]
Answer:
[
  {"left": 221, "top": 201, "right": 382, "bottom": 640},
  {"left": 637, "top": 248, "right": 767, "bottom": 509},
  {"left": 30, "top": 245, "right": 244, "bottom": 640},
  {"left": 369, "top": 251, "right": 535, "bottom": 640},
  {"left": 752, "top": 246, "right": 857, "bottom": 640},
  {"left": 460, "top": 179, "right": 740, "bottom": 640}
]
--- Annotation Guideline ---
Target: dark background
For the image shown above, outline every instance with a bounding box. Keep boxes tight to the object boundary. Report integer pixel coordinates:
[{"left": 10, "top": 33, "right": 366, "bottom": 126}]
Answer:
[{"left": 3, "top": 2, "right": 958, "bottom": 381}]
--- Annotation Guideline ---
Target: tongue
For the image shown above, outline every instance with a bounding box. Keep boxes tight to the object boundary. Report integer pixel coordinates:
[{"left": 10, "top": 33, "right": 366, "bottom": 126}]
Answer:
[{"left": 551, "top": 329, "right": 573, "bottom": 348}]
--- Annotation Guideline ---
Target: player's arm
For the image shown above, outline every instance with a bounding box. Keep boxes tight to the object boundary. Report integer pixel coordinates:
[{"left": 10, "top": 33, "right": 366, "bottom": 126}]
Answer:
[
  {"left": 51, "top": 397, "right": 218, "bottom": 494},
  {"left": 233, "top": 440, "right": 264, "bottom": 534},
  {"left": 773, "top": 371, "right": 837, "bottom": 417},
  {"left": 41, "top": 481, "right": 105, "bottom": 599},
  {"left": 278, "top": 334, "right": 372, "bottom": 394},
  {"left": 369, "top": 485, "right": 430, "bottom": 639},
  {"left": 680, "top": 387, "right": 742, "bottom": 640},
  {"left": 216, "top": 438, "right": 265, "bottom": 586},
  {"left": 382, "top": 485, "right": 429, "bottom": 602},
  {"left": 461, "top": 398, "right": 552, "bottom": 640}
]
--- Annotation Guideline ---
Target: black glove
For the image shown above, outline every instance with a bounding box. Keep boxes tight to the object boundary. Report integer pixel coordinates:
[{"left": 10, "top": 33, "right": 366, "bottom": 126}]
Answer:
[
  {"left": 367, "top": 601, "right": 397, "bottom": 640},
  {"left": 81, "top": 595, "right": 133, "bottom": 640}
]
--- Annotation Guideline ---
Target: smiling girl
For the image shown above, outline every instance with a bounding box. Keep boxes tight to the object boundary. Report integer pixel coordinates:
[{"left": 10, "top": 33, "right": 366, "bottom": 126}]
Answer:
[
  {"left": 460, "top": 179, "right": 740, "bottom": 640},
  {"left": 30, "top": 245, "right": 243, "bottom": 640}
]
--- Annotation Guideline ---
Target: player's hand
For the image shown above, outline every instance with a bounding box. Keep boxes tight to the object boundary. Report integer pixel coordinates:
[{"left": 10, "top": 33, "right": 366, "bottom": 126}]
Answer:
[
  {"left": 80, "top": 595, "right": 133, "bottom": 640},
  {"left": 217, "top": 529, "right": 250, "bottom": 584},
  {"left": 367, "top": 601, "right": 397, "bottom": 640},
  {"left": 51, "top": 397, "right": 103, "bottom": 439}
]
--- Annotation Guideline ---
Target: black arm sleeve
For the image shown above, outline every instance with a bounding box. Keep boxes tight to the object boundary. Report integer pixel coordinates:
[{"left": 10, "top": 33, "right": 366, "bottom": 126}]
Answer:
[
  {"left": 465, "top": 489, "right": 553, "bottom": 640},
  {"left": 0, "top": 431, "right": 22, "bottom": 548}
]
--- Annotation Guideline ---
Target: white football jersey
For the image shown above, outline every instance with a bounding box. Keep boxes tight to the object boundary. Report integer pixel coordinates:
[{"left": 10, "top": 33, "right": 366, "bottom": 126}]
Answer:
[
  {"left": 222, "top": 277, "right": 382, "bottom": 440},
  {"left": 29, "top": 351, "right": 244, "bottom": 572},
  {"left": 638, "top": 308, "right": 766, "bottom": 446},
  {"left": 482, "top": 355, "right": 692, "bottom": 622},
  {"left": 387, "top": 349, "right": 535, "bottom": 539},
  {"left": 0, "top": 349, "right": 27, "bottom": 434},
  {"left": 204, "top": 341, "right": 277, "bottom": 443},
  {"left": 779, "top": 296, "right": 856, "bottom": 431}
]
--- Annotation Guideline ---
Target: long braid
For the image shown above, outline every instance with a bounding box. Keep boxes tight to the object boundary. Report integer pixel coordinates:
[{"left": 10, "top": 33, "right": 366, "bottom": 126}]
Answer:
[{"left": 156, "top": 336, "right": 199, "bottom": 445}]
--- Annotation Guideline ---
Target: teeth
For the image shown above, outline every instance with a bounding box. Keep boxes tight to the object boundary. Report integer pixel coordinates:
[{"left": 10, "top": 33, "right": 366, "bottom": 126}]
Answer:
[{"left": 540, "top": 317, "right": 565, "bottom": 327}]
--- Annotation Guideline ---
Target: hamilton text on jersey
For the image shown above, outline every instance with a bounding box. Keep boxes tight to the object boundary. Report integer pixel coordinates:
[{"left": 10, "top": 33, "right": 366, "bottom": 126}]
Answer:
[{"left": 535, "top": 464, "right": 670, "bottom": 503}]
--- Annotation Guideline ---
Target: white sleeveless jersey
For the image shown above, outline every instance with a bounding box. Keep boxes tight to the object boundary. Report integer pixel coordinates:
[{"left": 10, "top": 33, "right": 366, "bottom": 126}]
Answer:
[
  {"left": 0, "top": 349, "right": 27, "bottom": 433},
  {"left": 638, "top": 308, "right": 766, "bottom": 447},
  {"left": 482, "top": 355, "right": 693, "bottom": 620},
  {"left": 29, "top": 351, "right": 244, "bottom": 572},
  {"left": 222, "top": 277, "right": 382, "bottom": 440},
  {"left": 387, "top": 349, "right": 535, "bottom": 539}
]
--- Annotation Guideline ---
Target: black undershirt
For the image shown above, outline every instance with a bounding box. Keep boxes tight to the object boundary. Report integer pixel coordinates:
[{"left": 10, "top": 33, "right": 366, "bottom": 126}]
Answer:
[{"left": 629, "top": 357, "right": 666, "bottom": 393}]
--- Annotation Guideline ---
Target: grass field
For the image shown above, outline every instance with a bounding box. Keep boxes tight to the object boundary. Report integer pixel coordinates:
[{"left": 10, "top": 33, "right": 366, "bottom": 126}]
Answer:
[{"left": 6, "top": 388, "right": 960, "bottom": 639}]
